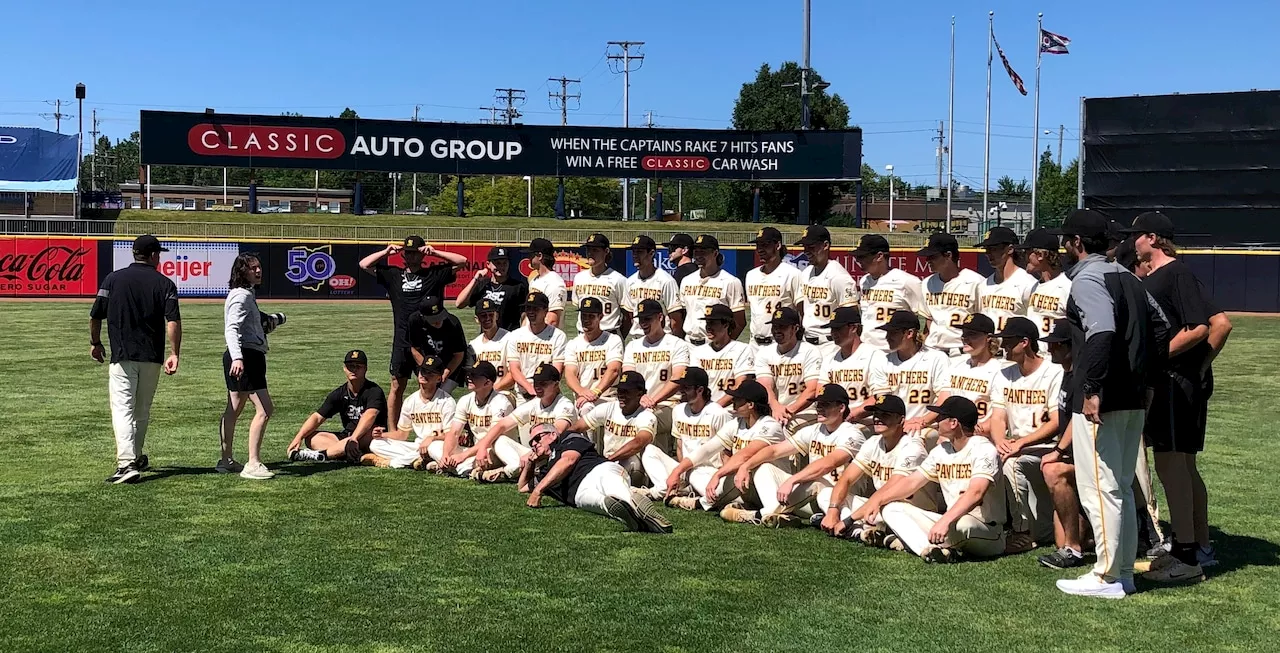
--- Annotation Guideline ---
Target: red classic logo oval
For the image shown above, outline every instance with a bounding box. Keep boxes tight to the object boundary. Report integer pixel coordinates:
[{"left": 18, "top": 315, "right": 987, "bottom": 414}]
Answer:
[
  {"left": 641, "top": 155, "right": 710, "bottom": 172},
  {"left": 187, "top": 124, "right": 345, "bottom": 159},
  {"left": 329, "top": 274, "right": 356, "bottom": 290}
]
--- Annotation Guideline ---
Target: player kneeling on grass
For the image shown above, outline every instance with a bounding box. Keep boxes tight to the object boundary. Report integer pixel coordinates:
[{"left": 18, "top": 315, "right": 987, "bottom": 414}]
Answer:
[
  {"left": 287, "top": 350, "right": 387, "bottom": 463},
  {"left": 435, "top": 361, "right": 514, "bottom": 477},
  {"left": 731, "top": 384, "right": 868, "bottom": 528},
  {"left": 860, "top": 396, "right": 1008, "bottom": 563},
  {"left": 562, "top": 371, "right": 657, "bottom": 485},
  {"left": 472, "top": 363, "right": 579, "bottom": 483},
  {"left": 520, "top": 424, "right": 672, "bottom": 534},
  {"left": 364, "top": 357, "right": 456, "bottom": 469},
  {"left": 647, "top": 367, "right": 738, "bottom": 503}
]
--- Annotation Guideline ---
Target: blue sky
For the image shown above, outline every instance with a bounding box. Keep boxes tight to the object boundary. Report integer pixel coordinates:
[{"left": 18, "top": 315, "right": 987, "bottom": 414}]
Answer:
[{"left": 4, "top": 0, "right": 1278, "bottom": 190}]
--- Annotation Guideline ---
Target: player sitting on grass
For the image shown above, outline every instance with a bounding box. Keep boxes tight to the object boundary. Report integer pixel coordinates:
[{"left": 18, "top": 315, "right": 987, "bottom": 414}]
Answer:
[
  {"left": 562, "top": 371, "right": 657, "bottom": 485},
  {"left": 287, "top": 350, "right": 387, "bottom": 463},
  {"left": 732, "top": 384, "right": 868, "bottom": 528},
  {"left": 365, "top": 357, "right": 457, "bottom": 469},
  {"left": 1036, "top": 319, "right": 1090, "bottom": 570},
  {"left": 520, "top": 424, "right": 672, "bottom": 534},
  {"left": 650, "top": 368, "right": 738, "bottom": 505},
  {"left": 435, "top": 362, "right": 513, "bottom": 477},
  {"left": 705, "top": 380, "right": 789, "bottom": 522},
  {"left": 472, "top": 363, "right": 578, "bottom": 483}
]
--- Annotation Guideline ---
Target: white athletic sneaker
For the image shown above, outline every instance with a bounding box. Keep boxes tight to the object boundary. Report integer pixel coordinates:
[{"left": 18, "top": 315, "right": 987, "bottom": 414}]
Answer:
[
  {"left": 1056, "top": 573, "right": 1128, "bottom": 599},
  {"left": 239, "top": 462, "right": 274, "bottom": 480},
  {"left": 215, "top": 459, "right": 244, "bottom": 474}
]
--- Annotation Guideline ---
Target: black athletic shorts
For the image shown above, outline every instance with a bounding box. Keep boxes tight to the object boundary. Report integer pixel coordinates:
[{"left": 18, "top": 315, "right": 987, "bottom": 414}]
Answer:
[
  {"left": 1145, "top": 371, "right": 1207, "bottom": 454},
  {"left": 389, "top": 345, "right": 417, "bottom": 379},
  {"left": 224, "top": 349, "right": 268, "bottom": 392}
]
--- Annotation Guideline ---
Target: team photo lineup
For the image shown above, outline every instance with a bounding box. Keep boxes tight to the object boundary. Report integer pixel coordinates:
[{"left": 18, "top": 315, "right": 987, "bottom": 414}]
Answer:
[{"left": 93, "top": 208, "right": 1227, "bottom": 600}]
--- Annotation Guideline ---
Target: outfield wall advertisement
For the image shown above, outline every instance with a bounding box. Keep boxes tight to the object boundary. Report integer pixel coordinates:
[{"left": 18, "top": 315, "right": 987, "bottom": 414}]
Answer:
[
  {"left": 0, "top": 237, "right": 98, "bottom": 296},
  {"left": 111, "top": 240, "right": 239, "bottom": 297}
]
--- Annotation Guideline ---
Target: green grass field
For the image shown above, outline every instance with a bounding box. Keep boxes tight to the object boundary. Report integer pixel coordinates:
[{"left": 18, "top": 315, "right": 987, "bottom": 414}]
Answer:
[{"left": 2, "top": 301, "right": 1278, "bottom": 652}]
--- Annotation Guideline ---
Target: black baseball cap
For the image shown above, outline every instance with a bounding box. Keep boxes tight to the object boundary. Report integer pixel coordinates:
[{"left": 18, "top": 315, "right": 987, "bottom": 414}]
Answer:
[
  {"left": 616, "top": 370, "right": 647, "bottom": 392},
  {"left": 867, "top": 394, "right": 907, "bottom": 417},
  {"left": 529, "top": 237, "right": 554, "bottom": 256},
  {"left": 876, "top": 310, "right": 920, "bottom": 332},
  {"left": 977, "top": 226, "right": 1019, "bottom": 248},
  {"left": 488, "top": 246, "right": 513, "bottom": 261},
  {"left": 583, "top": 233, "right": 611, "bottom": 249},
  {"left": 852, "top": 234, "right": 891, "bottom": 257},
  {"left": 916, "top": 232, "right": 959, "bottom": 258},
  {"left": 794, "top": 225, "right": 831, "bottom": 246},
  {"left": 531, "top": 362, "right": 561, "bottom": 383},
  {"left": 403, "top": 235, "right": 426, "bottom": 249},
  {"left": 675, "top": 367, "right": 709, "bottom": 388},
  {"left": 1043, "top": 318, "right": 1072, "bottom": 344},
  {"left": 1122, "top": 211, "right": 1176, "bottom": 239},
  {"left": 1057, "top": 209, "right": 1109, "bottom": 240},
  {"left": 636, "top": 298, "right": 664, "bottom": 319},
  {"left": 419, "top": 355, "right": 446, "bottom": 375},
  {"left": 475, "top": 298, "right": 500, "bottom": 315},
  {"left": 703, "top": 303, "right": 735, "bottom": 323},
  {"left": 344, "top": 350, "right": 369, "bottom": 366},
  {"left": 1113, "top": 236, "right": 1139, "bottom": 271},
  {"left": 959, "top": 313, "right": 996, "bottom": 335},
  {"left": 630, "top": 235, "right": 657, "bottom": 250},
  {"left": 665, "top": 233, "right": 694, "bottom": 250},
  {"left": 768, "top": 306, "right": 801, "bottom": 327},
  {"left": 579, "top": 297, "right": 604, "bottom": 315},
  {"left": 132, "top": 234, "right": 169, "bottom": 255},
  {"left": 1016, "top": 228, "right": 1060, "bottom": 252},
  {"left": 993, "top": 316, "right": 1040, "bottom": 341},
  {"left": 815, "top": 383, "right": 850, "bottom": 405},
  {"left": 522, "top": 291, "right": 550, "bottom": 310},
  {"left": 419, "top": 295, "right": 446, "bottom": 318},
  {"left": 693, "top": 234, "right": 720, "bottom": 250},
  {"left": 726, "top": 378, "right": 768, "bottom": 404},
  {"left": 928, "top": 395, "right": 980, "bottom": 430},
  {"left": 1107, "top": 220, "right": 1124, "bottom": 248},
  {"left": 828, "top": 306, "right": 862, "bottom": 328},
  {"left": 468, "top": 361, "right": 499, "bottom": 382},
  {"left": 749, "top": 227, "right": 783, "bottom": 244}
]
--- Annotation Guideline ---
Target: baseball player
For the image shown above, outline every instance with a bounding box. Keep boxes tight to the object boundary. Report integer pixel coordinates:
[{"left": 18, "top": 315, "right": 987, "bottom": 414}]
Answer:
[
  {"left": 455, "top": 246, "right": 529, "bottom": 332},
  {"left": 1037, "top": 319, "right": 1089, "bottom": 570},
  {"left": 975, "top": 227, "right": 1038, "bottom": 332},
  {"left": 932, "top": 314, "right": 1007, "bottom": 432},
  {"left": 877, "top": 310, "right": 952, "bottom": 431},
  {"left": 525, "top": 238, "right": 567, "bottom": 328},
  {"left": 678, "top": 234, "right": 747, "bottom": 345},
  {"left": 623, "top": 299, "right": 691, "bottom": 449},
  {"left": 366, "top": 357, "right": 457, "bottom": 469},
  {"left": 562, "top": 371, "right": 657, "bottom": 484},
  {"left": 563, "top": 298, "right": 625, "bottom": 417},
  {"left": 987, "top": 316, "right": 1065, "bottom": 553},
  {"left": 794, "top": 225, "right": 860, "bottom": 349},
  {"left": 868, "top": 396, "right": 1008, "bottom": 562},
  {"left": 690, "top": 304, "right": 754, "bottom": 408},
  {"left": 664, "top": 233, "right": 700, "bottom": 285},
  {"left": 520, "top": 424, "right": 672, "bottom": 533},
  {"left": 436, "top": 362, "right": 515, "bottom": 477},
  {"left": 917, "top": 232, "right": 985, "bottom": 360},
  {"left": 754, "top": 307, "right": 822, "bottom": 434},
  {"left": 572, "top": 233, "right": 630, "bottom": 336},
  {"left": 645, "top": 367, "right": 737, "bottom": 502},
  {"left": 472, "top": 363, "right": 578, "bottom": 482},
  {"left": 744, "top": 226, "right": 804, "bottom": 355},
  {"left": 406, "top": 296, "right": 468, "bottom": 393},
  {"left": 712, "top": 380, "right": 790, "bottom": 523},
  {"left": 623, "top": 235, "right": 682, "bottom": 340},
  {"left": 506, "top": 291, "right": 568, "bottom": 403},
  {"left": 1020, "top": 228, "right": 1073, "bottom": 340},
  {"left": 734, "top": 384, "right": 867, "bottom": 527},
  {"left": 852, "top": 234, "right": 927, "bottom": 352},
  {"left": 468, "top": 299, "right": 515, "bottom": 399},
  {"left": 287, "top": 350, "right": 387, "bottom": 463},
  {"left": 820, "top": 307, "right": 888, "bottom": 423}
]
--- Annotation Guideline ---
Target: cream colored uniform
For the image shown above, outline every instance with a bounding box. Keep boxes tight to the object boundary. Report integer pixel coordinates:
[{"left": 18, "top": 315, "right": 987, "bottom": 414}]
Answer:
[
  {"left": 678, "top": 269, "right": 747, "bottom": 342},
  {"left": 881, "top": 436, "right": 1008, "bottom": 558},
  {"left": 991, "top": 359, "right": 1064, "bottom": 542},
  {"left": 944, "top": 357, "right": 1008, "bottom": 423},
  {"left": 583, "top": 401, "right": 659, "bottom": 482},
  {"left": 623, "top": 334, "right": 690, "bottom": 448},
  {"left": 882, "top": 348, "right": 951, "bottom": 420},
  {"left": 368, "top": 388, "right": 456, "bottom": 468},
  {"left": 470, "top": 329, "right": 511, "bottom": 379},
  {"left": 437, "top": 391, "right": 514, "bottom": 477},
  {"left": 1026, "top": 274, "right": 1072, "bottom": 340},
  {"left": 821, "top": 343, "right": 890, "bottom": 406},
  {"left": 922, "top": 269, "right": 985, "bottom": 358},
  {"left": 799, "top": 262, "right": 860, "bottom": 343},
  {"left": 691, "top": 340, "right": 754, "bottom": 403},
  {"left": 978, "top": 267, "right": 1038, "bottom": 332},
  {"left": 859, "top": 268, "right": 928, "bottom": 352},
  {"left": 819, "top": 431, "right": 933, "bottom": 520},
  {"left": 486, "top": 394, "right": 579, "bottom": 476},
  {"left": 506, "top": 323, "right": 568, "bottom": 400},
  {"left": 564, "top": 332, "right": 625, "bottom": 401},
  {"left": 640, "top": 400, "right": 736, "bottom": 496},
  {"left": 755, "top": 341, "right": 823, "bottom": 434},
  {"left": 745, "top": 262, "right": 804, "bottom": 351},
  {"left": 623, "top": 269, "right": 681, "bottom": 339},
  {"left": 572, "top": 268, "right": 628, "bottom": 333},
  {"left": 528, "top": 270, "right": 567, "bottom": 319},
  {"left": 754, "top": 422, "right": 866, "bottom": 519},
  {"left": 684, "top": 415, "right": 787, "bottom": 510}
]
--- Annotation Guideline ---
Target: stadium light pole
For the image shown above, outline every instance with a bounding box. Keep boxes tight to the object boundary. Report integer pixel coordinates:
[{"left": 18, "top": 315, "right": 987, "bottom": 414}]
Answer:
[
  {"left": 75, "top": 83, "right": 85, "bottom": 220},
  {"left": 523, "top": 176, "right": 533, "bottom": 217},
  {"left": 886, "top": 164, "right": 896, "bottom": 232}
]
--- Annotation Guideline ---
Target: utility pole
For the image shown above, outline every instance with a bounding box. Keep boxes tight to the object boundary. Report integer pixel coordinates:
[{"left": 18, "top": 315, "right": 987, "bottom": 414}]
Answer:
[
  {"left": 89, "top": 109, "right": 101, "bottom": 191},
  {"left": 495, "top": 88, "right": 526, "bottom": 125},
  {"left": 645, "top": 110, "right": 654, "bottom": 221},
  {"left": 478, "top": 106, "right": 499, "bottom": 124},
  {"left": 412, "top": 105, "right": 420, "bottom": 212},
  {"left": 41, "top": 99, "right": 68, "bottom": 133},
  {"left": 548, "top": 77, "right": 581, "bottom": 126},
  {"left": 608, "top": 40, "right": 645, "bottom": 221},
  {"left": 1058, "top": 123, "right": 1064, "bottom": 168},
  {"left": 934, "top": 120, "right": 946, "bottom": 195}
]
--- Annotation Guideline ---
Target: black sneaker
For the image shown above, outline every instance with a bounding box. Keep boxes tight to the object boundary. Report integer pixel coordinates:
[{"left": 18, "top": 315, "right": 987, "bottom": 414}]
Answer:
[
  {"left": 809, "top": 512, "right": 826, "bottom": 528},
  {"left": 1038, "top": 547, "right": 1086, "bottom": 569},
  {"left": 136, "top": 454, "right": 150, "bottom": 472},
  {"left": 106, "top": 464, "right": 141, "bottom": 485}
]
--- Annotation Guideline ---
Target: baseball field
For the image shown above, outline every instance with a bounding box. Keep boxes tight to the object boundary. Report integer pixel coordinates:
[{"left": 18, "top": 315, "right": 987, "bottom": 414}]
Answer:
[{"left": 2, "top": 301, "right": 1278, "bottom": 652}]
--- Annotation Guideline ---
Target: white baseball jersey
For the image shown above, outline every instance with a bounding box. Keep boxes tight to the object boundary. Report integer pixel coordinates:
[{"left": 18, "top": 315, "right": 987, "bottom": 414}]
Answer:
[
  {"left": 670, "top": 401, "right": 736, "bottom": 463},
  {"left": 1026, "top": 274, "right": 1072, "bottom": 339},
  {"left": 978, "top": 267, "right": 1038, "bottom": 331},
  {"left": 583, "top": 401, "right": 659, "bottom": 458},
  {"left": 564, "top": 332, "right": 624, "bottom": 399},
  {"left": 679, "top": 269, "right": 747, "bottom": 341},
  {"left": 859, "top": 268, "right": 928, "bottom": 351},
  {"left": 991, "top": 359, "right": 1064, "bottom": 439},
  {"left": 944, "top": 357, "right": 1009, "bottom": 420},
  {"left": 920, "top": 436, "right": 1007, "bottom": 524},
  {"left": 452, "top": 391, "right": 514, "bottom": 446},
  {"left": 799, "top": 262, "right": 859, "bottom": 340},
  {"left": 469, "top": 329, "right": 511, "bottom": 379},
  {"left": 624, "top": 334, "right": 691, "bottom": 406},
  {"left": 922, "top": 269, "right": 985, "bottom": 353},
  {"left": 882, "top": 348, "right": 951, "bottom": 419},
  {"left": 821, "top": 343, "right": 889, "bottom": 403},
  {"left": 745, "top": 262, "right": 804, "bottom": 340},
  {"left": 572, "top": 267, "right": 628, "bottom": 333},
  {"left": 506, "top": 323, "right": 567, "bottom": 376},
  {"left": 717, "top": 415, "right": 786, "bottom": 454},
  {"left": 623, "top": 269, "right": 681, "bottom": 339},
  {"left": 692, "top": 340, "right": 754, "bottom": 402},
  {"left": 397, "top": 388, "right": 457, "bottom": 442},
  {"left": 528, "top": 270, "right": 567, "bottom": 316},
  {"left": 755, "top": 341, "right": 823, "bottom": 408},
  {"left": 509, "top": 394, "right": 578, "bottom": 430},
  {"left": 854, "top": 433, "right": 931, "bottom": 490},
  {"left": 787, "top": 422, "right": 867, "bottom": 483}
]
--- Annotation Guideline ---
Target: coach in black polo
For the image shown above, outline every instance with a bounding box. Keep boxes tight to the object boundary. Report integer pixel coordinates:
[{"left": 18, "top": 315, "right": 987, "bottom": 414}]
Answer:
[{"left": 89, "top": 234, "right": 182, "bottom": 485}]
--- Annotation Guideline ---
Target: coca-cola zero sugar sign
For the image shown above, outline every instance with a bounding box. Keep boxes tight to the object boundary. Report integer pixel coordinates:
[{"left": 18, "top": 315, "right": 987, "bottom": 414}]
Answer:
[{"left": 0, "top": 238, "right": 99, "bottom": 296}]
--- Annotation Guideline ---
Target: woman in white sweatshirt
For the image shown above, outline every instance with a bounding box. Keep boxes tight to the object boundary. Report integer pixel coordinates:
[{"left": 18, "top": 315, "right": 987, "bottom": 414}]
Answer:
[{"left": 220, "top": 253, "right": 276, "bottom": 479}]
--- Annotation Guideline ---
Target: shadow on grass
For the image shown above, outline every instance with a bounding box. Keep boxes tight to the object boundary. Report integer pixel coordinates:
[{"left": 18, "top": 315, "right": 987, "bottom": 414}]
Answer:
[
  {"left": 141, "top": 462, "right": 358, "bottom": 481},
  {"left": 1208, "top": 526, "right": 1280, "bottom": 574}
]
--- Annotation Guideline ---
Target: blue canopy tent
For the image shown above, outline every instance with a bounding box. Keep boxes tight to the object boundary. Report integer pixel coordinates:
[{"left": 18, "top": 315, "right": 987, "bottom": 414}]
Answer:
[{"left": 0, "top": 126, "right": 79, "bottom": 218}]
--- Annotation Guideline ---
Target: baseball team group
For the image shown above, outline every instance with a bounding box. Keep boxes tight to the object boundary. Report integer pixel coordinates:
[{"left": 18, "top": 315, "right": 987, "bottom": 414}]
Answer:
[{"left": 89, "top": 208, "right": 1229, "bottom": 600}]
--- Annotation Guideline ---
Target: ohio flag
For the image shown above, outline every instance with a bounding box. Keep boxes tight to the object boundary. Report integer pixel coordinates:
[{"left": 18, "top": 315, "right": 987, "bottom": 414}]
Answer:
[{"left": 1041, "top": 29, "right": 1071, "bottom": 55}]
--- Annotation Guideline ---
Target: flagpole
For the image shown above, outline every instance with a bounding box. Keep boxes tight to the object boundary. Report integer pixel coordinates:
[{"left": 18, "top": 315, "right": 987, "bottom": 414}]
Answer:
[
  {"left": 1031, "top": 12, "right": 1043, "bottom": 230},
  {"left": 984, "top": 10, "right": 993, "bottom": 226},
  {"left": 946, "top": 15, "right": 955, "bottom": 234}
]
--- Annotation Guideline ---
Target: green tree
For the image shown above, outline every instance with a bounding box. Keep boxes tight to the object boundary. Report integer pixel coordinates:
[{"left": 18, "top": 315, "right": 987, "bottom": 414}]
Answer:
[
  {"left": 1035, "top": 147, "right": 1078, "bottom": 227},
  {"left": 996, "top": 175, "right": 1030, "bottom": 197}
]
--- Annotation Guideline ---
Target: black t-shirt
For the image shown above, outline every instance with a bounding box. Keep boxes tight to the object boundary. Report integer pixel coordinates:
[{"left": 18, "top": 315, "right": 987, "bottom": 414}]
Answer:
[
  {"left": 470, "top": 276, "right": 529, "bottom": 331},
  {"left": 673, "top": 261, "right": 700, "bottom": 286},
  {"left": 535, "top": 433, "right": 608, "bottom": 506},
  {"left": 375, "top": 262, "right": 457, "bottom": 347},
  {"left": 1142, "top": 260, "right": 1213, "bottom": 379},
  {"left": 407, "top": 312, "right": 469, "bottom": 373},
  {"left": 89, "top": 263, "right": 181, "bottom": 364},
  {"left": 317, "top": 380, "right": 388, "bottom": 433},
  {"left": 1059, "top": 368, "right": 1079, "bottom": 430}
]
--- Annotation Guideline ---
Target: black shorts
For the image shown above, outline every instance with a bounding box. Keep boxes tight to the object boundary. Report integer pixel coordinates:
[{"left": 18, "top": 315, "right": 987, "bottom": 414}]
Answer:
[
  {"left": 1145, "top": 371, "right": 1208, "bottom": 454},
  {"left": 390, "top": 345, "right": 417, "bottom": 379},
  {"left": 224, "top": 349, "right": 268, "bottom": 392}
]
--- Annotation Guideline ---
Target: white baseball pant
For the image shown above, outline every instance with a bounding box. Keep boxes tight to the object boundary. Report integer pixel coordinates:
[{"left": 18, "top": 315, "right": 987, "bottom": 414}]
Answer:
[
  {"left": 1002, "top": 443, "right": 1057, "bottom": 543},
  {"left": 640, "top": 445, "right": 679, "bottom": 494},
  {"left": 426, "top": 440, "right": 475, "bottom": 477},
  {"left": 573, "top": 462, "right": 636, "bottom": 515},
  {"left": 368, "top": 438, "right": 422, "bottom": 468},
  {"left": 1133, "top": 442, "right": 1165, "bottom": 544},
  {"left": 880, "top": 501, "right": 1006, "bottom": 558},
  {"left": 108, "top": 361, "right": 161, "bottom": 466},
  {"left": 1072, "top": 410, "right": 1144, "bottom": 583},
  {"left": 491, "top": 435, "right": 531, "bottom": 475},
  {"left": 752, "top": 462, "right": 831, "bottom": 518}
]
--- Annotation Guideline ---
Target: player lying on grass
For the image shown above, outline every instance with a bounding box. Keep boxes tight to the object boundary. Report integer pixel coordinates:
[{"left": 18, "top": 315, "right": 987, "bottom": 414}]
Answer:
[
  {"left": 645, "top": 367, "right": 738, "bottom": 501},
  {"left": 287, "top": 350, "right": 387, "bottom": 463},
  {"left": 472, "top": 363, "right": 578, "bottom": 483},
  {"left": 434, "top": 362, "right": 513, "bottom": 477},
  {"left": 520, "top": 424, "right": 672, "bottom": 533},
  {"left": 365, "top": 357, "right": 456, "bottom": 469}
]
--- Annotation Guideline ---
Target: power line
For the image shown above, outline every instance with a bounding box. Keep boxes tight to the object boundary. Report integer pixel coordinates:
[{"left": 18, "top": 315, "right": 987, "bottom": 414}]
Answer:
[
  {"left": 548, "top": 77, "right": 581, "bottom": 126},
  {"left": 494, "top": 88, "right": 526, "bottom": 125}
]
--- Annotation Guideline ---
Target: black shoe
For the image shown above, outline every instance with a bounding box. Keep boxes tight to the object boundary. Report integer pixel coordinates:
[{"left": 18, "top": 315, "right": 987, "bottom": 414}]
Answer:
[
  {"left": 629, "top": 491, "right": 674, "bottom": 534},
  {"left": 809, "top": 512, "right": 826, "bottom": 528},
  {"left": 106, "top": 464, "right": 141, "bottom": 485},
  {"left": 136, "top": 454, "right": 150, "bottom": 472},
  {"left": 1038, "top": 547, "right": 1086, "bottom": 569}
]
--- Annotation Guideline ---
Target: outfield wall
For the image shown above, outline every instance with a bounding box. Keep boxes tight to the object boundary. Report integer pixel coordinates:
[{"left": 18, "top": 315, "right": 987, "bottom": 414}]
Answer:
[{"left": 0, "top": 235, "right": 1272, "bottom": 312}]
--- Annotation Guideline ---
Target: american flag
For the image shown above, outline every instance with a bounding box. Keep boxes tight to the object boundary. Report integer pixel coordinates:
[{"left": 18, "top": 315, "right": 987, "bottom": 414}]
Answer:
[
  {"left": 992, "top": 34, "right": 1027, "bottom": 96},
  {"left": 1041, "top": 29, "right": 1071, "bottom": 55}
]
